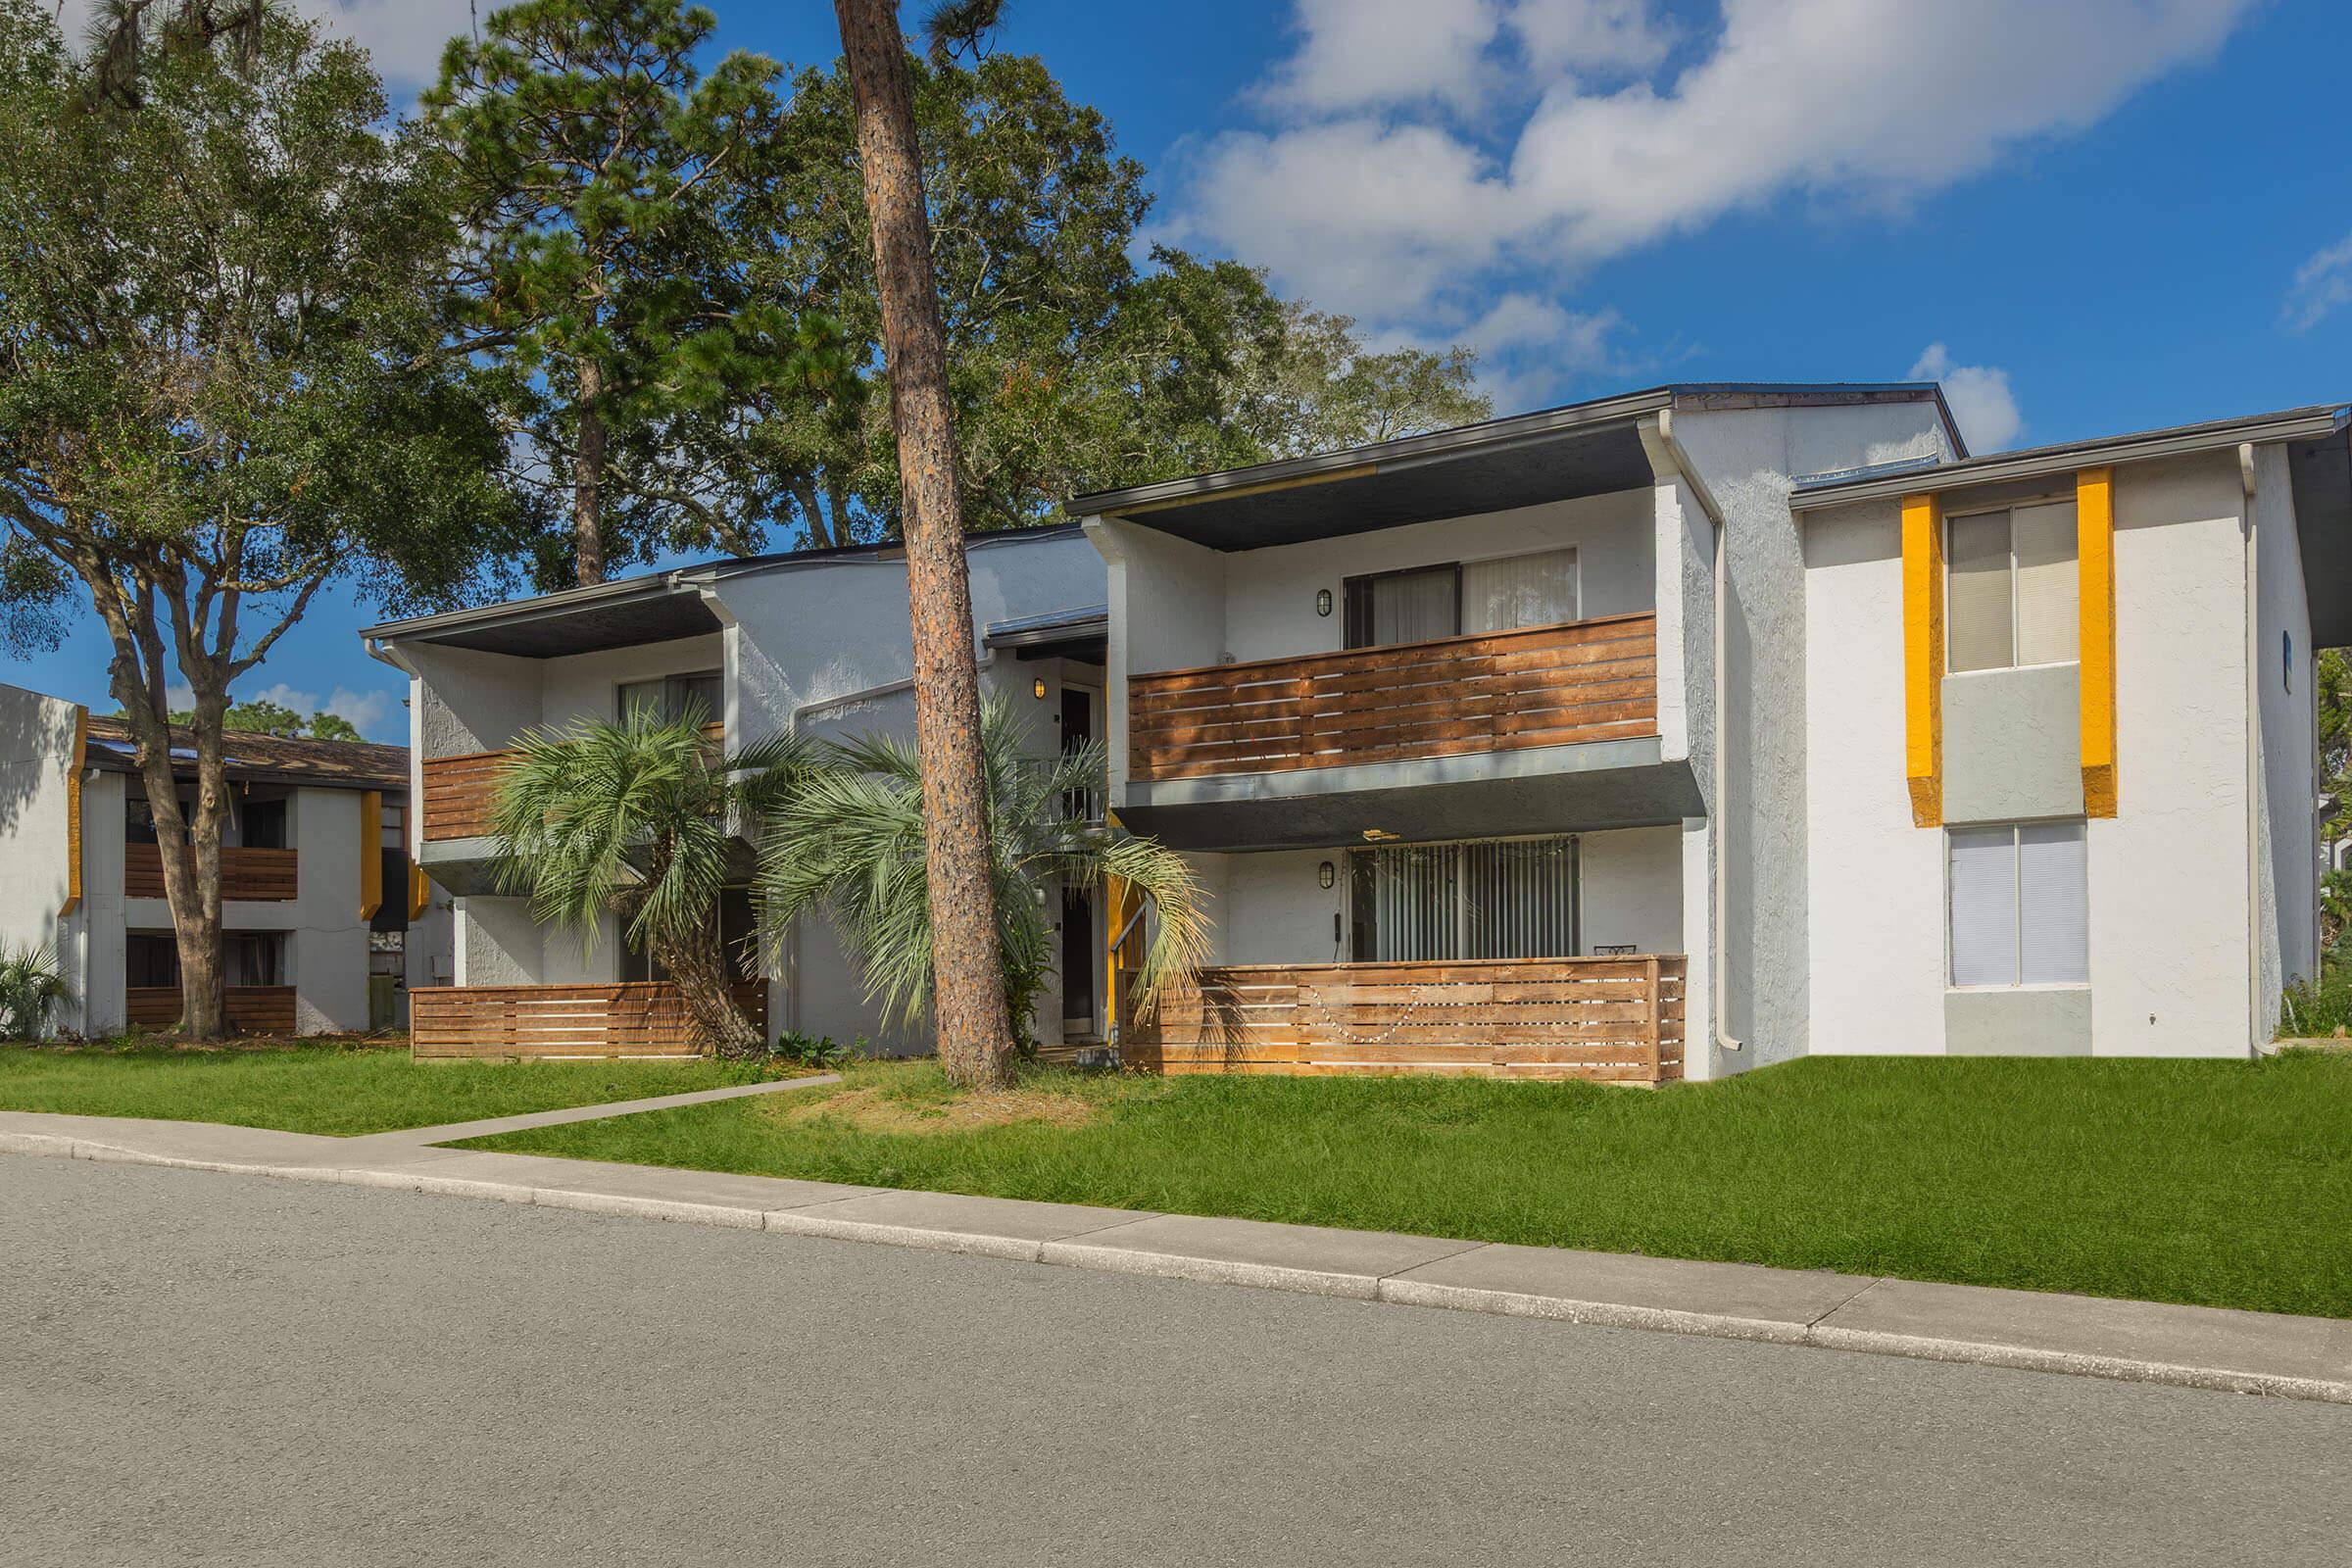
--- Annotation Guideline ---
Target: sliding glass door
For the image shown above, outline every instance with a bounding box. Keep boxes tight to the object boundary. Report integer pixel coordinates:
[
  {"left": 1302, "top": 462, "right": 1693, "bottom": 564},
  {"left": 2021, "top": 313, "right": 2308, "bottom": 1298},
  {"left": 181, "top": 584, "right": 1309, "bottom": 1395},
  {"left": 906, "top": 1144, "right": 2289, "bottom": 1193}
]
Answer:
[{"left": 1349, "top": 835, "right": 1579, "bottom": 961}]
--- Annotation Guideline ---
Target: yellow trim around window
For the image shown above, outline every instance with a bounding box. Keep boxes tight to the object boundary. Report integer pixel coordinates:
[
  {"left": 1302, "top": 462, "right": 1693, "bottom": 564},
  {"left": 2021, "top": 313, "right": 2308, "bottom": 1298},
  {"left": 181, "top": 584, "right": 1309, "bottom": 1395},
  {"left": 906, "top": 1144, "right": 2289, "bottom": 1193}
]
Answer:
[
  {"left": 358, "top": 790, "right": 382, "bottom": 920},
  {"left": 1901, "top": 493, "right": 1943, "bottom": 827},
  {"left": 60, "top": 705, "right": 87, "bottom": 916},
  {"left": 2077, "top": 466, "right": 2118, "bottom": 816}
]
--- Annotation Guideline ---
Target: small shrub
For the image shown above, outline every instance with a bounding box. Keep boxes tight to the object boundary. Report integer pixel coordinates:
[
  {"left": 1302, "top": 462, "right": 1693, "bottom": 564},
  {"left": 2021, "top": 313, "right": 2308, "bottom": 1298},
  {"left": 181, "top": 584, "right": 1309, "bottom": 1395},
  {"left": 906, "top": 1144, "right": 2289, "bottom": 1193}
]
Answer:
[
  {"left": 0, "top": 944, "right": 72, "bottom": 1042},
  {"left": 2279, "top": 936, "right": 2352, "bottom": 1038},
  {"left": 773, "top": 1030, "right": 851, "bottom": 1069}
]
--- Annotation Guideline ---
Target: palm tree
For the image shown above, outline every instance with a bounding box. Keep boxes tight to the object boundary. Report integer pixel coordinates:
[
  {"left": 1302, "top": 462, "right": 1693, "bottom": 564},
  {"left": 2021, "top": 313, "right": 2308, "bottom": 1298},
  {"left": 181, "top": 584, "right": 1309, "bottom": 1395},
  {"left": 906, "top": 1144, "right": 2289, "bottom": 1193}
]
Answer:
[
  {"left": 753, "top": 697, "right": 1210, "bottom": 1052},
  {"left": 488, "top": 708, "right": 807, "bottom": 1057},
  {"left": 0, "top": 944, "right": 73, "bottom": 1041}
]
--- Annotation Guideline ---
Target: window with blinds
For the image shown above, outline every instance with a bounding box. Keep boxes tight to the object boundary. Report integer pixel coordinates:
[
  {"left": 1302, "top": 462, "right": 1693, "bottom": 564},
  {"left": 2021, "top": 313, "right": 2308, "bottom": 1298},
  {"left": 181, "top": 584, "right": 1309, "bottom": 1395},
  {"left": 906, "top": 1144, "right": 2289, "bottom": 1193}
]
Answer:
[
  {"left": 1947, "top": 821, "right": 2087, "bottom": 987},
  {"left": 1343, "top": 549, "right": 1578, "bottom": 650},
  {"left": 1349, "top": 836, "right": 1579, "bottom": 961},
  {"left": 1947, "top": 503, "right": 2078, "bottom": 672}
]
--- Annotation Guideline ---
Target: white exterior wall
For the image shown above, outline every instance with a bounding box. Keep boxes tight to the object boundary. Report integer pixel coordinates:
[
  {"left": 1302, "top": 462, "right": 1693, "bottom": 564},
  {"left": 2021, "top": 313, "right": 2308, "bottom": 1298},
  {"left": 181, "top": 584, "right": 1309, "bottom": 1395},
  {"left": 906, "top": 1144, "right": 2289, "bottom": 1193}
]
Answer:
[
  {"left": 1579, "top": 825, "right": 1686, "bottom": 956},
  {"left": 1801, "top": 450, "right": 2268, "bottom": 1060},
  {"left": 0, "top": 685, "right": 86, "bottom": 1036},
  {"left": 2250, "top": 442, "right": 2319, "bottom": 1026},
  {"left": 284, "top": 787, "right": 368, "bottom": 1033}
]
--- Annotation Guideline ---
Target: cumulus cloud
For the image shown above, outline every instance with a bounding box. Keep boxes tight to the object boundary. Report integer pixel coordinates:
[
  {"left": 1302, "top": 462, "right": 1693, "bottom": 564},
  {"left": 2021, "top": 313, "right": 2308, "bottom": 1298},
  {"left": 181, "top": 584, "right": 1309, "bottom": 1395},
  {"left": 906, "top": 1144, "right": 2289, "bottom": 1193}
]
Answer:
[
  {"left": 1177, "top": 0, "right": 2258, "bottom": 384},
  {"left": 1909, "top": 343, "right": 2023, "bottom": 454},
  {"left": 51, "top": 0, "right": 478, "bottom": 92},
  {"left": 2283, "top": 232, "right": 2352, "bottom": 332}
]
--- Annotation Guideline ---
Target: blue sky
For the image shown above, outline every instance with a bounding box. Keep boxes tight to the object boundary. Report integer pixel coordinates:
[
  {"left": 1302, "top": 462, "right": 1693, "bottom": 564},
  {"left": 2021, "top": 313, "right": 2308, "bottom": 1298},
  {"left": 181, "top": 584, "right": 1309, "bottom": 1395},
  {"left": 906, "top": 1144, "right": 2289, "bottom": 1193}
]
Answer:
[{"left": 20, "top": 0, "right": 2352, "bottom": 737}]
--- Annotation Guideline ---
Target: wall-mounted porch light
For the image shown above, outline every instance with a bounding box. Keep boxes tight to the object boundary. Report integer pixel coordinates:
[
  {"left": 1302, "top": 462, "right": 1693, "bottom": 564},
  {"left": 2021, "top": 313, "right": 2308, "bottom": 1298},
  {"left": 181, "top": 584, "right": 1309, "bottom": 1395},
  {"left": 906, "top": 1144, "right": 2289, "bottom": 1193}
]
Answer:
[
  {"left": 1315, "top": 588, "right": 1334, "bottom": 617},
  {"left": 1032, "top": 676, "right": 1048, "bottom": 700},
  {"left": 1317, "top": 860, "right": 1336, "bottom": 889}
]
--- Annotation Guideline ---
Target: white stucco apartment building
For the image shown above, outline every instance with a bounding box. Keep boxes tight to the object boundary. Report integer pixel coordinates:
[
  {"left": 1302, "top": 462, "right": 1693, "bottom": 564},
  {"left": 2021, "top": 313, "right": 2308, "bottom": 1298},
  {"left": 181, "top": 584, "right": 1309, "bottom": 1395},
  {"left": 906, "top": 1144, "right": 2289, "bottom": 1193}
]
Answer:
[
  {"left": 360, "top": 379, "right": 2344, "bottom": 1079},
  {"left": 0, "top": 685, "right": 453, "bottom": 1037},
  {"left": 363, "top": 527, "right": 1111, "bottom": 1057}
]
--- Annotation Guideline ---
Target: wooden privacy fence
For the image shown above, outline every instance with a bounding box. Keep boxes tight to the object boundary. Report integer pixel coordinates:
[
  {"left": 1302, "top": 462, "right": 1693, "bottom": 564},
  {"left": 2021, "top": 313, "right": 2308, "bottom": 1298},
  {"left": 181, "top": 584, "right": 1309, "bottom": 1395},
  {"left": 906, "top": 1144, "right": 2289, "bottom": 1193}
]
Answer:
[
  {"left": 123, "top": 844, "right": 298, "bottom": 902},
  {"left": 410, "top": 980, "right": 769, "bottom": 1059},
  {"left": 1124, "top": 955, "right": 1686, "bottom": 1084},
  {"left": 1127, "top": 612, "right": 1657, "bottom": 783},
  {"left": 422, "top": 724, "right": 726, "bottom": 843},
  {"left": 124, "top": 985, "right": 297, "bottom": 1035}
]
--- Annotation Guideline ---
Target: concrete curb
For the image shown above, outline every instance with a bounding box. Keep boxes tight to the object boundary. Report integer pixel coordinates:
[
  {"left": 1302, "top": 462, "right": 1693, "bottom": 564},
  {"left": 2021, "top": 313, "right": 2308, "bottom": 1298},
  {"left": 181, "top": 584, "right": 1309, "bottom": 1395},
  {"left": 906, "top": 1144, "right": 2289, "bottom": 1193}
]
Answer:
[{"left": 8, "top": 1127, "right": 2346, "bottom": 1406}]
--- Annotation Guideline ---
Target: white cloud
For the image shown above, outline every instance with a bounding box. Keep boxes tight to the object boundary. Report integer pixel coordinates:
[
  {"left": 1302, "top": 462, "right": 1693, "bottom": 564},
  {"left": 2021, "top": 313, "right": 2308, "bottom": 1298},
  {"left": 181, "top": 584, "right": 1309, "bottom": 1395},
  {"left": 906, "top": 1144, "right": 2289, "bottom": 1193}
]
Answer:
[
  {"left": 1179, "top": 0, "right": 2258, "bottom": 372},
  {"left": 2283, "top": 232, "right": 2352, "bottom": 332},
  {"left": 1909, "top": 343, "right": 2023, "bottom": 453},
  {"left": 52, "top": 0, "right": 478, "bottom": 92},
  {"left": 240, "top": 681, "right": 400, "bottom": 740},
  {"left": 1254, "top": 0, "right": 1503, "bottom": 116}
]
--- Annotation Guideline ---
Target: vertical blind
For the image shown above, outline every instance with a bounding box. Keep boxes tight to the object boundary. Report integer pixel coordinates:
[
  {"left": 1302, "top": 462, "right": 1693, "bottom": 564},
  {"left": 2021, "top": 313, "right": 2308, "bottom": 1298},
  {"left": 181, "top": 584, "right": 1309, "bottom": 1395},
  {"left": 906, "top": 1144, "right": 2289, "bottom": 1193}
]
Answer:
[
  {"left": 1368, "top": 567, "right": 1458, "bottom": 645},
  {"left": 1462, "top": 549, "right": 1578, "bottom": 635},
  {"left": 1352, "top": 836, "right": 1579, "bottom": 961},
  {"left": 1946, "top": 505, "right": 2079, "bottom": 672},
  {"left": 1948, "top": 821, "right": 2087, "bottom": 986}
]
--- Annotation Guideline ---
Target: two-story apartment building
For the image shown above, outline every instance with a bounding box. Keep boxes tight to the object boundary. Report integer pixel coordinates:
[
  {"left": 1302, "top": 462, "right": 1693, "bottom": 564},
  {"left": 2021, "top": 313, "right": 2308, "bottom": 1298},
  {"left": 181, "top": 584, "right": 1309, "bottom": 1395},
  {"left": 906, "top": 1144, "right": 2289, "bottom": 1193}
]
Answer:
[
  {"left": 0, "top": 684, "right": 453, "bottom": 1036},
  {"left": 363, "top": 526, "right": 1109, "bottom": 1058},
  {"left": 1074, "top": 385, "right": 2346, "bottom": 1083}
]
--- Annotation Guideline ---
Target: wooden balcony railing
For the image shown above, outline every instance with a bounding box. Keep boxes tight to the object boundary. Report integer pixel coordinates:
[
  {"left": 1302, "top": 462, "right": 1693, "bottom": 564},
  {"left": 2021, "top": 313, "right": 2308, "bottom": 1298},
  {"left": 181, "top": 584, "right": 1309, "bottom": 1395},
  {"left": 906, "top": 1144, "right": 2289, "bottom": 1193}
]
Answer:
[
  {"left": 1123, "top": 955, "right": 1686, "bottom": 1084},
  {"left": 123, "top": 844, "right": 298, "bottom": 902},
  {"left": 409, "top": 979, "right": 768, "bottom": 1059},
  {"left": 124, "top": 985, "right": 297, "bottom": 1035},
  {"left": 422, "top": 723, "right": 725, "bottom": 843},
  {"left": 1127, "top": 612, "right": 1657, "bottom": 783}
]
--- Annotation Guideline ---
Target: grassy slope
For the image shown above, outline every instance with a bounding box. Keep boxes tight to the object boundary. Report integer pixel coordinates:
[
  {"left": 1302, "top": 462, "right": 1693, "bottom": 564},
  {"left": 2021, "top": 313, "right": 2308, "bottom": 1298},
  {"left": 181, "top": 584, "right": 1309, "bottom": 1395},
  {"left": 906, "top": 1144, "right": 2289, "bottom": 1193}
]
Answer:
[
  {"left": 467, "top": 1053, "right": 2352, "bottom": 1318},
  {"left": 0, "top": 1043, "right": 787, "bottom": 1137}
]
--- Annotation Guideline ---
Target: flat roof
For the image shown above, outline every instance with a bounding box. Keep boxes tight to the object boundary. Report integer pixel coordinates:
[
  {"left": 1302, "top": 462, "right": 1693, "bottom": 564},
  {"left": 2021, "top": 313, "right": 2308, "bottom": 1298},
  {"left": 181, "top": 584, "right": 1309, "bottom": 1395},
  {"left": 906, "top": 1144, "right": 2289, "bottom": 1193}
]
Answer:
[{"left": 1065, "top": 382, "right": 1963, "bottom": 552}]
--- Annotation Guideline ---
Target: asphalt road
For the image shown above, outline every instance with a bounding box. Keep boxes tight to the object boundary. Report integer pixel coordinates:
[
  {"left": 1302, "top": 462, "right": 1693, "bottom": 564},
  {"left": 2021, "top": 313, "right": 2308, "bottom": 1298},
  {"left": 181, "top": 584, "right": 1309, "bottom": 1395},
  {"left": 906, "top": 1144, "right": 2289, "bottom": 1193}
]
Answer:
[{"left": 4, "top": 1158, "right": 2346, "bottom": 1567}]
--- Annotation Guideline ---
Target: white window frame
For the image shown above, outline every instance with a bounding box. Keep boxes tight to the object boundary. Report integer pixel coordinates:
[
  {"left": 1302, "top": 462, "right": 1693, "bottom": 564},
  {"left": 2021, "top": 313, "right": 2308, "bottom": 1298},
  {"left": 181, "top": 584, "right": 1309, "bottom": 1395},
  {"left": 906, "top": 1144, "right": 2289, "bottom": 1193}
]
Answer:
[
  {"left": 1944, "top": 499, "right": 2080, "bottom": 674},
  {"left": 1944, "top": 818, "right": 2090, "bottom": 990}
]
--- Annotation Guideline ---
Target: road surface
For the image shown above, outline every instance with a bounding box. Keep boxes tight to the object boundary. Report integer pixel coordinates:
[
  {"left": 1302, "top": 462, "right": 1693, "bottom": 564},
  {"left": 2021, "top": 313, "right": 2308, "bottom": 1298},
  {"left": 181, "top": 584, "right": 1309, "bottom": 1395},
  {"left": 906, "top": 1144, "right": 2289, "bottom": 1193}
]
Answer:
[{"left": 4, "top": 1157, "right": 2344, "bottom": 1566}]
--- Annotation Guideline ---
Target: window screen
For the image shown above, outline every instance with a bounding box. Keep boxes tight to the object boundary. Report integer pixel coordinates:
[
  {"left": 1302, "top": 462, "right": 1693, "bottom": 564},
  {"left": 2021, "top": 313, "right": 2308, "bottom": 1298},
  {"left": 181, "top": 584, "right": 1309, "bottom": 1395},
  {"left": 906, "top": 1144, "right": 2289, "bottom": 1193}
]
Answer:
[
  {"left": 1461, "top": 549, "right": 1578, "bottom": 635},
  {"left": 1350, "top": 837, "right": 1578, "bottom": 961},
  {"left": 1946, "top": 505, "right": 2078, "bottom": 671},
  {"left": 1948, "top": 821, "right": 2087, "bottom": 987}
]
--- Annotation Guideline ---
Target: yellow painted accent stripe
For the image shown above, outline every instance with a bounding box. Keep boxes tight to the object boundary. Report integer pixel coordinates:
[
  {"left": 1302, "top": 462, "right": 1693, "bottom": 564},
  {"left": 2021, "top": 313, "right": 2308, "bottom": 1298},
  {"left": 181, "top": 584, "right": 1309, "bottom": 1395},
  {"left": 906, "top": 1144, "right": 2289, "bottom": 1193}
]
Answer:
[
  {"left": 407, "top": 859, "right": 430, "bottom": 922},
  {"left": 60, "top": 706, "right": 87, "bottom": 917},
  {"left": 1900, "top": 493, "right": 1944, "bottom": 827},
  {"left": 358, "top": 790, "right": 382, "bottom": 921},
  {"left": 2077, "top": 466, "right": 2119, "bottom": 816}
]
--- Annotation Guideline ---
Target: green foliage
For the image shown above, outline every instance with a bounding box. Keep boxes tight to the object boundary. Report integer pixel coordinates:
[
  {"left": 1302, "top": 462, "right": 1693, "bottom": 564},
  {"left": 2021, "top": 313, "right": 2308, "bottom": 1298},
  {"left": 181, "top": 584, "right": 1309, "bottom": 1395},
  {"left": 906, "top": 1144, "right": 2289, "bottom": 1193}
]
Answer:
[
  {"left": 773, "top": 1030, "right": 852, "bottom": 1070},
  {"left": 753, "top": 696, "right": 1209, "bottom": 1041},
  {"left": 745, "top": 55, "right": 1492, "bottom": 547},
  {"left": 2319, "top": 648, "right": 2351, "bottom": 946},
  {"left": 2279, "top": 932, "right": 2352, "bottom": 1038},
  {"left": 424, "top": 0, "right": 825, "bottom": 584},
  {"left": 155, "top": 698, "right": 363, "bottom": 741},
  {"left": 0, "top": 944, "right": 72, "bottom": 1041}
]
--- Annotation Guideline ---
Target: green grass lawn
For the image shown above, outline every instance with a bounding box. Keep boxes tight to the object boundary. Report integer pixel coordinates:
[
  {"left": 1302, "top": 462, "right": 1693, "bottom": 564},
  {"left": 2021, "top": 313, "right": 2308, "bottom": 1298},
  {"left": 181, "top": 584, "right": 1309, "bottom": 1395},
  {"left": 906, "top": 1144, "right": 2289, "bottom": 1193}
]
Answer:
[
  {"left": 464, "top": 1052, "right": 2352, "bottom": 1318},
  {"left": 0, "top": 1041, "right": 796, "bottom": 1137}
]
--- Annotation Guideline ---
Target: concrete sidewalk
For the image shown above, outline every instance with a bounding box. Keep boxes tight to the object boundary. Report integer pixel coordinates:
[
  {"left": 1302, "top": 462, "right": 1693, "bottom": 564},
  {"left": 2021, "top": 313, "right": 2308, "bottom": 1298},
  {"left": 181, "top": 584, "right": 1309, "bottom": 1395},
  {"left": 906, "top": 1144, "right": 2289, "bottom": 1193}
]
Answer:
[{"left": 5, "top": 1107, "right": 2346, "bottom": 1406}]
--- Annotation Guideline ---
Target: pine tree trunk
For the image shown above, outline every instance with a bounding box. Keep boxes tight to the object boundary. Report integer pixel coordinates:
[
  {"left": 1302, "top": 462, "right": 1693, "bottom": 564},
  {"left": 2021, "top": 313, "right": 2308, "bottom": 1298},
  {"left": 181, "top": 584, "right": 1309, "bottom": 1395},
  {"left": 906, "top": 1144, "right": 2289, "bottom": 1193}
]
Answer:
[
  {"left": 574, "top": 358, "right": 608, "bottom": 586},
  {"left": 834, "top": 0, "right": 1016, "bottom": 1090}
]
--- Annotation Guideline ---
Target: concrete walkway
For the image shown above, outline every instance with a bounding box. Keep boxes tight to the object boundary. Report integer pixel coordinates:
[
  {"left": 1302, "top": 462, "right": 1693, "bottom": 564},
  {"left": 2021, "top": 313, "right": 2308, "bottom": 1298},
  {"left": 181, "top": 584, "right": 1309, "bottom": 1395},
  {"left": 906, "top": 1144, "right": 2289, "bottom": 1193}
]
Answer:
[{"left": 4, "top": 1105, "right": 2346, "bottom": 1406}]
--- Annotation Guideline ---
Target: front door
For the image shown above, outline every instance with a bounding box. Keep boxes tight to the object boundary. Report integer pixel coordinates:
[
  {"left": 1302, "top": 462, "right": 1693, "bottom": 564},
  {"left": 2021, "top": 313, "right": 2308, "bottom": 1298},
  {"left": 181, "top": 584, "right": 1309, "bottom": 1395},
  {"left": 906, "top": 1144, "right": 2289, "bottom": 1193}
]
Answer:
[{"left": 1059, "top": 682, "right": 1102, "bottom": 1037}]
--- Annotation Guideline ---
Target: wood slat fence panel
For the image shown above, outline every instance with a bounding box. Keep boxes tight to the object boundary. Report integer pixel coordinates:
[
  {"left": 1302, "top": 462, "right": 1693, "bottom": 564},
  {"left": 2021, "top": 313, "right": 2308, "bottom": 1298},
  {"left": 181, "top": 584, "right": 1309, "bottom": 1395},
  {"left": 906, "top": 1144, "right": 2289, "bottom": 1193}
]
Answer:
[
  {"left": 421, "top": 723, "right": 726, "bottom": 843},
  {"left": 410, "top": 979, "right": 768, "bottom": 1059},
  {"left": 123, "top": 985, "right": 298, "bottom": 1034},
  {"left": 1127, "top": 956, "right": 1685, "bottom": 1084},
  {"left": 123, "top": 844, "right": 298, "bottom": 902},
  {"left": 1128, "top": 613, "right": 1658, "bottom": 782}
]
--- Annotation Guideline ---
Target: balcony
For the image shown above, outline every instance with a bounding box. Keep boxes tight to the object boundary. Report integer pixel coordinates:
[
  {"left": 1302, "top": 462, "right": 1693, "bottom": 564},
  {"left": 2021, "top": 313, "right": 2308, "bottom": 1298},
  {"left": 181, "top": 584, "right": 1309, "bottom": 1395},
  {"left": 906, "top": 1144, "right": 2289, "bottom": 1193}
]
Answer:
[
  {"left": 1124, "top": 955, "right": 1686, "bottom": 1084},
  {"left": 123, "top": 844, "right": 298, "bottom": 902},
  {"left": 124, "top": 985, "right": 297, "bottom": 1034},
  {"left": 422, "top": 723, "right": 724, "bottom": 845},
  {"left": 409, "top": 979, "right": 769, "bottom": 1059},
  {"left": 1129, "top": 612, "right": 1656, "bottom": 783}
]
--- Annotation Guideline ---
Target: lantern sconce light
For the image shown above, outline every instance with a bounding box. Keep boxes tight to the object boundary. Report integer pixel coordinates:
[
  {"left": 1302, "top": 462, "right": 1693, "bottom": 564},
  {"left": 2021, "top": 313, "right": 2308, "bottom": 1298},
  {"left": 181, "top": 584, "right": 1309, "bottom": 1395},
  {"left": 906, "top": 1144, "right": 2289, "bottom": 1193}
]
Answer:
[
  {"left": 1315, "top": 588, "right": 1334, "bottom": 617},
  {"left": 1033, "top": 677, "right": 1048, "bottom": 700},
  {"left": 1317, "top": 860, "right": 1336, "bottom": 890}
]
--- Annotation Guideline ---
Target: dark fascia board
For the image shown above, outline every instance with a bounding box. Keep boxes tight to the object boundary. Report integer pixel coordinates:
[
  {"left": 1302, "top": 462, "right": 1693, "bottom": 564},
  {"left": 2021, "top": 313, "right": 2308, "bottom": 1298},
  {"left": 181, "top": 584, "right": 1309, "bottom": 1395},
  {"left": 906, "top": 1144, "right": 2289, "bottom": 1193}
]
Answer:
[
  {"left": 1062, "top": 382, "right": 1959, "bottom": 520},
  {"left": 984, "top": 604, "right": 1109, "bottom": 649},
  {"left": 1790, "top": 404, "right": 2352, "bottom": 511},
  {"left": 360, "top": 523, "right": 1088, "bottom": 651}
]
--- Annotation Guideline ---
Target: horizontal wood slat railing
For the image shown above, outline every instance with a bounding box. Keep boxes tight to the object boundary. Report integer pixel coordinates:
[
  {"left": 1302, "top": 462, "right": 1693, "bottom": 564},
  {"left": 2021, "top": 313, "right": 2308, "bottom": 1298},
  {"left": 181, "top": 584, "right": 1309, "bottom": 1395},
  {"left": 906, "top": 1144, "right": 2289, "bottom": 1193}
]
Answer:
[
  {"left": 409, "top": 979, "right": 768, "bottom": 1059},
  {"left": 123, "top": 985, "right": 297, "bottom": 1035},
  {"left": 422, "top": 723, "right": 725, "bottom": 843},
  {"left": 1128, "top": 612, "right": 1658, "bottom": 783},
  {"left": 122, "top": 844, "right": 298, "bottom": 902},
  {"left": 1124, "top": 955, "right": 1685, "bottom": 1084}
]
